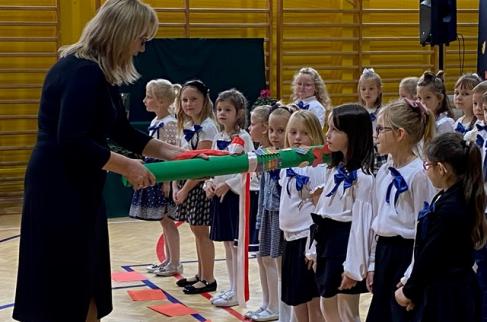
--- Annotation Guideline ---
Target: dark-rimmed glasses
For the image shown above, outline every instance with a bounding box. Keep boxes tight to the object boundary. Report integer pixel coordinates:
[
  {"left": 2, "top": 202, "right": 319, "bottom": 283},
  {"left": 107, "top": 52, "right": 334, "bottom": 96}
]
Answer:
[{"left": 375, "top": 125, "right": 393, "bottom": 134}]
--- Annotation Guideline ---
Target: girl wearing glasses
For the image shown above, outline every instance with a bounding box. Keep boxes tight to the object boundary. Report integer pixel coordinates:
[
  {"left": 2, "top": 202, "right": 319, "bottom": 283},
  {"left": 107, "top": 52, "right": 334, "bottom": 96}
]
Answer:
[
  {"left": 395, "top": 132, "right": 487, "bottom": 322},
  {"left": 367, "top": 99, "right": 436, "bottom": 322}
]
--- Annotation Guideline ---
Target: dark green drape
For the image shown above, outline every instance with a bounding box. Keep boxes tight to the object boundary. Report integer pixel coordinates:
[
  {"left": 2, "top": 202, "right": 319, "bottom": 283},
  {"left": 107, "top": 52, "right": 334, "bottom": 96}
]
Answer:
[{"left": 122, "top": 38, "right": 266, "bottom": 122}]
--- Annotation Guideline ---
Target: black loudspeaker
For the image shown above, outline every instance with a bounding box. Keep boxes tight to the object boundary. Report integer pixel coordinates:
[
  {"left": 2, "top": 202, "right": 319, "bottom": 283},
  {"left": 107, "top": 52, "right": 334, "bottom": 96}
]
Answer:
[
  {"left": 478, "top": 0, "right": 487, "bottom": 80},
  {"left": 420, "top": 0, "right": 457, "bottom": 46}
]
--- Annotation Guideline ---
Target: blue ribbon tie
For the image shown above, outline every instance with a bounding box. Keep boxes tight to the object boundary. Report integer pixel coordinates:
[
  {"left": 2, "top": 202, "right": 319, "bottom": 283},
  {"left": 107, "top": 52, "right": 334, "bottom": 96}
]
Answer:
[
  {"left": 183, "top": 124, "right": 202, "bottom": 142},
  {"left": 216, "top": 139, "right": 231, "bottom": 150},
  {"left": 285, "top": 168, "right": 310, "bottom": 195},
  {"left": 454, "top": 122, "right": 466, "bottom": 134},
  {"left": 297, "top": 101, "right": 310, "bottom": 110},
  {"left": 385, "top": 167, "right": 408, "bottom": 206},
  {"left": 325, "top": 165, "right": 357, "bottom": 197},
  {"left": 148, "top": 122, "right": 164, "bottom": 139}
]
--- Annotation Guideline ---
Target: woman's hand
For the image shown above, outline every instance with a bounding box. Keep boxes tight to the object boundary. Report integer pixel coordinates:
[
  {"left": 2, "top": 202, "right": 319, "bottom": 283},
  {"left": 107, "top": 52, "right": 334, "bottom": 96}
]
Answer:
[
  {"left": 125, "top": 159, "right": 155, "bottom": 190},
  {"left": 338, "top": 273, "right": 358, "bottom": 290}
]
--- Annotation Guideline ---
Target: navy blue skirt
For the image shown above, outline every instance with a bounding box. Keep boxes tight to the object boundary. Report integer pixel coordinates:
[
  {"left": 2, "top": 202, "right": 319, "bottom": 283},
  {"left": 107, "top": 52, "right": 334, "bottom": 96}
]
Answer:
[
  {"left": 210, "top": 191, "right": 239, "bottom": 241},
  {"left": 311, "top": 214, "right": 368, "bottom": 298},
  {"left": 281, "top": 237, "right": 320, "bottom": 306}
]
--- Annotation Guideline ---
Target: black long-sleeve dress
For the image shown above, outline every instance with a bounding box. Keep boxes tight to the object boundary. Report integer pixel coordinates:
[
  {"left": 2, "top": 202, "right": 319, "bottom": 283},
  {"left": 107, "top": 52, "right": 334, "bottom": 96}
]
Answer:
[
  {"left": 13, "top": 55, "right": 151, "bottom": 322},
  {"left": 403, "top": 182, "right": 481, "bottom": 322}
]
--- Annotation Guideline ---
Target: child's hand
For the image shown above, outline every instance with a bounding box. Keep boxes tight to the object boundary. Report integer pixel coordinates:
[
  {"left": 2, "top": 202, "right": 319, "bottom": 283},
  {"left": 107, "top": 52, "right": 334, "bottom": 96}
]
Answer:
[
  {"left": 174, "top": 187, "right": 189, "bottom": 205},
  {"left": 311, "top": 187, "right": 323, "bottom": 206},
  {"left": 162, "top": 182, "right": 171, "bottom": 197},
  {"left": 304, "top": 256, "right": 316, "bottom": 272},
  {"left": 215, "top": 182, "right": 230, "bottom": 201},
  {"left": 203, "top": 180, "right": 215, "bottom": 199},
  {"left": 366, "top": 271, "right": 374, "bottom": 293},
  {"left": 395, "top": 286, "right": 415, "bottom": 311},
  {"left": 338, "top": 273, "right": 357, "bottom": 290}
]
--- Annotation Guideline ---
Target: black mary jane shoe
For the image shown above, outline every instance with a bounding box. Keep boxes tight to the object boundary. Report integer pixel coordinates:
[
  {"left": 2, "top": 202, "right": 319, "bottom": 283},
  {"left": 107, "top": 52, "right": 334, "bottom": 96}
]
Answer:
[
  {"left": 176, "top": 275, "right": 199, "bottom": 287},
  {"left": 183, "top": 279, "right": 217, "bottom": 294}
]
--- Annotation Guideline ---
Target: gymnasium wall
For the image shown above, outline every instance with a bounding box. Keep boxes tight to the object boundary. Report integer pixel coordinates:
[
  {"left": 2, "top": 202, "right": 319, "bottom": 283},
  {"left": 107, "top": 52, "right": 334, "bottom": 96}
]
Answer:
[{"left": 0, "top": 0, "right": 479, "bottom": 214}]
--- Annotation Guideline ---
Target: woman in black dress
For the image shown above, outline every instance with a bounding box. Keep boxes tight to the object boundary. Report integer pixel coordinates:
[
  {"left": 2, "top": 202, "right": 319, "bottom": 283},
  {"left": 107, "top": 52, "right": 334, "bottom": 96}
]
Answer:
[
  {"left": 395, "top": 132, "right": 487, "bottom": 322},
  {"left": 13, "top": 1, "right": 184, "bottom": 321}
]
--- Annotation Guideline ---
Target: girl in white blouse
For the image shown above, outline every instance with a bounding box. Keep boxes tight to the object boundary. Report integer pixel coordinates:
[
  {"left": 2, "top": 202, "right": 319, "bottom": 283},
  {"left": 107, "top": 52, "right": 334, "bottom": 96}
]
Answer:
[
  {"left": 366, "top": 98, "right": 436, "bottom": 322},
  {"left": 308, "top": 104, "right": 375, "bottom": 322},
  {"left": 278, "top": 110, "right": 326, "bottom": 322}
]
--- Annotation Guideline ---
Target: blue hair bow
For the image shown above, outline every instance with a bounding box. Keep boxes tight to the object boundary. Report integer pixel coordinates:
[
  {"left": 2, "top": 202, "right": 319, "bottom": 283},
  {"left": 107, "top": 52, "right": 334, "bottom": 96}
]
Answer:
[
  {"left": 183, "top": 124, "right": 202, "bottom": 142},
  {"left": 148, "top": 122, "right": 164, "bottom": 139},
  {"left": 325, "top": 165, "right": 357, "bottom": 197},
  {"left": 286, "top": 168, "right": 310, "bottom": 195},
  {"left": 385, "top": 167, "right": 408, "bottom": 207},
  {"left": 297, "top": 101, "right": 310, "bottom": 110},
  {"left": 216, "top": 139, "right": 231, "bottom": 151}
]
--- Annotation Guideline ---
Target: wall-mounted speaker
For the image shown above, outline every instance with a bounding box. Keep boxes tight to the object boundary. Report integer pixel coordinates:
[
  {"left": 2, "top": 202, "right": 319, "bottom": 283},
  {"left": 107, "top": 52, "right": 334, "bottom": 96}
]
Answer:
[{"left": 419, "top": 0, "right": 457, "bottom": 46}]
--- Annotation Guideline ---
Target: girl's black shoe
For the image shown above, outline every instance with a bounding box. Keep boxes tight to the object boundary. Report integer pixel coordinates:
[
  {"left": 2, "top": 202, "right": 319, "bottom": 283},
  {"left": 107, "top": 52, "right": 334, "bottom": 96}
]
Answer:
[
  {"left": 183, "top": 279, "right": 217, "bottom": 294},
  {"left": 176, "top": 275, "right": 199, "bottom": 287}
]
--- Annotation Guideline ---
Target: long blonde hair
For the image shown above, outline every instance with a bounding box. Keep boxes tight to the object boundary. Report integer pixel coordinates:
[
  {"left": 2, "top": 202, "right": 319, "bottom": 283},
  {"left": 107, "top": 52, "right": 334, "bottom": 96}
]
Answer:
[
  {"left": 291, "top": 67, "right": 332, "bottom": 109},
  {"left": 60, "top": 0, "right": 158, "bottom": 86},
  {"left": 284, "top": 110, "right": 325, "bottom": 148}
]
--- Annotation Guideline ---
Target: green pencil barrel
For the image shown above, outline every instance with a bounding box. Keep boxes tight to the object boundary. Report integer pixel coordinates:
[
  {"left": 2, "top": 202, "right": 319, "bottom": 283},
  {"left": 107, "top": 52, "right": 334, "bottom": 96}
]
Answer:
[{"left": 122, "top": 154, "right": 250, "bottom": 186}]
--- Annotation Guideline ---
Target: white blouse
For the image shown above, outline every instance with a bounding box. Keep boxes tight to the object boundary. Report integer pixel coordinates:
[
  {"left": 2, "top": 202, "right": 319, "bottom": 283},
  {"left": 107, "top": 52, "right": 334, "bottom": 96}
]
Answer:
[
  {"left": 211, "top": 129, "right": 254, "bottom": 195},
  {"left": 312, "top": 166, "right": 375, "bottom": 281},
  {"left": 436, "top": 112, "right": 455, "bottom": 135},
  {"left": 278, "top": 165, "right": 326, "bottom": 240},
  {"left": 179, "top": 117, "right": 218, "bottom": 150},
  {"left": 294, "top": 96, "right": 326, "bottom": 127},
  {"left": 369, "top": 158, "right": 436, "bottom": 270}
]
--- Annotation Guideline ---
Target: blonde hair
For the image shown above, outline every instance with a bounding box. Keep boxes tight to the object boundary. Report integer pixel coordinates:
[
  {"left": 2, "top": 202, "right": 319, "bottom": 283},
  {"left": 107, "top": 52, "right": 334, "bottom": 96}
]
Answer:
[
  {"left": 473, "top": 81, "right": 487, "bottom": 95},
  {"left": 146, "top": 79, "right": 181, "bottom": 114},
  {"left": 284, "top": 110, "right": 325, "bottom": 148},
  {"left": 379, "top": 98, "right": 436, "bottom": 147},
  {"left": 175, "top": 80, "right": 215, "bottom": 131},
  {"left": 482, "top": 91, "right": 487, "bottom": 105},
  {"left": 399, "top": 77, "right": 419, "bottom": 98},
  {"left": 60, "top": 0, "right": 158, "bottom": 86},
  {"left": 455, "top": 73, "right": 482, "bottom": 91},
  {"left": 358, "top": 68, "right": 383, "bottom": 107},
  {"left": 291, "top": 67, "right": 332, "bottom": 109},
  {"left": 251, "top": 105, "right": 271, "bottom": 123},
  {"left": 215, "top": 89, "right": 248, "bottom": 132}
]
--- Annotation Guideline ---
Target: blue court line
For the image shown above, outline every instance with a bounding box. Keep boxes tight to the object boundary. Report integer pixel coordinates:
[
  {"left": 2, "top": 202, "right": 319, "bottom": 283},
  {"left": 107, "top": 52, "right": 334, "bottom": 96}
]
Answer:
[
  {"left": 0, "top": 303, "right": 14, "bottom": 311},
  {"left": 0, "top": 234, "right": 20, "bottom": 243},
  {"left": 121, "top": 265, "right": 208, "bottom": 322},
  {"left": 113, "top": 284, "right": 146, "bottom": 290}
]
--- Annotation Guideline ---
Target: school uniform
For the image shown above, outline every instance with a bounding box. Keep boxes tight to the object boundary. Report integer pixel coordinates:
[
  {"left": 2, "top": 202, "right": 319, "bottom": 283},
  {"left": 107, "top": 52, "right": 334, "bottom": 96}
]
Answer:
[
  {"left": 209, "top": 130, "right": 254, "bottom": 241},
  {"left": 403, "top": 182, "right": 480, "bottom": 322},
  {"left": 248, "top": 171, "right": 261, "bottom": 252},
  {"left": 367, "top": 158, "right": 436, "bottom": 322},
  {"left": 129, "top": 115, "right": 177, "bottom": 221},
  {"left": 258, "top": 169, "right": 284, "bottom": 258},
  {"left": 293, "top": 96, "right": 326, "bottom": 127},
  {"left": 453, "top": 116, "right": 475, "bottom": 135},
  {"left": 311, "top": 165, "right": 374, "bottom": 298},
  {"left": 278, "top": 165, "right": 325, "bottom": 306},
  {"left": 435, "top": 112, "right": 455, "bottom": 135},
  {"left": 172, "top": 118, "right": 218, "bottom": 226}
]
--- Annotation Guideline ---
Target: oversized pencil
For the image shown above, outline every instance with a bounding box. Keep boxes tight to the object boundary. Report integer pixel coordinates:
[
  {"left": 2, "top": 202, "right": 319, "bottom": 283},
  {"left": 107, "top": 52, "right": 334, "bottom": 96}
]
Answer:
[{"left": 121, "top": 145, "right": 331, "bottom": 186}]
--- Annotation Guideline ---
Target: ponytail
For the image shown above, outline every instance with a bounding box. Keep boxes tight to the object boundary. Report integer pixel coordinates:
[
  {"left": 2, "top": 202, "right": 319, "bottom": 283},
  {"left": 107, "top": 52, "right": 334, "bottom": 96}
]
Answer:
[{"left": 463, "top": 141, "right": 487, "bottom": 249}]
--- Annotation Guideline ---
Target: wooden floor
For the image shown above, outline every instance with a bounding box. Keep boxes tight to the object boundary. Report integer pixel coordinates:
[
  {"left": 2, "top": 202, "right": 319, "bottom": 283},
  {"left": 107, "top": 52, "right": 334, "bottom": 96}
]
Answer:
[{"left": 0, "top": 215, "right": 372, "bottom": 321}]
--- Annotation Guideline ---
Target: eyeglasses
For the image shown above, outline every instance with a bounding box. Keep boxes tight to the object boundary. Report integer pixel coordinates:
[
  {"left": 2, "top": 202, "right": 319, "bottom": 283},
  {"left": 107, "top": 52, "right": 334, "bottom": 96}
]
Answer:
[
  {"left": 423, "top": 161, "right": 436, "bottom": 170},
  {"left": 375, "top": 125, "right": 393, "bottom": 134}
]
